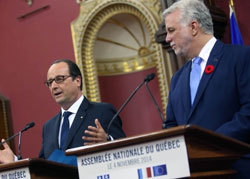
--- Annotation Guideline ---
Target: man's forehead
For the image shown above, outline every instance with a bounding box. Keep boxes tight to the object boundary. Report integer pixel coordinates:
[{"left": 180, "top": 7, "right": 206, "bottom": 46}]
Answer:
[
  {"left": 165, "top": 11, "right": 182, "bottom": 28},
  {"left": 47, "top": 63, "right": 69, "bottom": 78},
  {"left": 165, "top": 10, "right": 180, "bottom": 21}
]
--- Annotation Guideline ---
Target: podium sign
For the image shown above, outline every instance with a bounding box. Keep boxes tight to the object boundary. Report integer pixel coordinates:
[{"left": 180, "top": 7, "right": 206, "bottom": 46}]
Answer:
[
  {"left": 67, "top": 125, "right": 250, "bottom": 178},
  {"left": 0, "top": 158, "right": 78, "bottom": 179},
  {"left": 74, "top": 135, "right": 190, "bottom": 179},
  {"left": 0, "top": 167, "right": 30, "bottom": 179}
]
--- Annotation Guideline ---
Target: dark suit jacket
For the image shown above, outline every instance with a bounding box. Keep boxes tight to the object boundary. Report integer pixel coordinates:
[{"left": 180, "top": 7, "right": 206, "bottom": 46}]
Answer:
[
  {"left": 164, "top": 40, "right": 250, "bottom": 177},
  {"left": 39, "top": 97, "right": 125, "bottom": 159}
]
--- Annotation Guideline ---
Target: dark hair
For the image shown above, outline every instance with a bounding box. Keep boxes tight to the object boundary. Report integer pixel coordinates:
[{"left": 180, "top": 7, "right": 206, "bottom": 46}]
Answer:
[{"left": 51, "top": 59, "right": 83, "bottom": 90}]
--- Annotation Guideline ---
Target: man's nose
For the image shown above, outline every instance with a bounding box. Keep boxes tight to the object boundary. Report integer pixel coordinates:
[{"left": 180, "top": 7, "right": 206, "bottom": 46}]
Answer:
[
  {"left": 165, "top": 33, "right": 171, "bottom": 43},
  {"left": 50, "top": 80, "right": 59, "bottom": 89}
]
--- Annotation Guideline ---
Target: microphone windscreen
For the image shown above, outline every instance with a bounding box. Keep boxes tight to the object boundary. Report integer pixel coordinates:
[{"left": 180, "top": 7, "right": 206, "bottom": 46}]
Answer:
[
  {"left": 144, "top": 73, "right": 155, "bottom": 82},
  {"left": 24, "top": 122, "right": 35, "bottom": 131}
]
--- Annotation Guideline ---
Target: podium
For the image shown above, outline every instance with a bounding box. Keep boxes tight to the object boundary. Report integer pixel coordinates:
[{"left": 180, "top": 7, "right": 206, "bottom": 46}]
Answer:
[
  {"left": 66, "top": 125, "right": 250, "bottom": 178},
  {"left": 0, "top": 158, "right": 78, "bottom": 179}
]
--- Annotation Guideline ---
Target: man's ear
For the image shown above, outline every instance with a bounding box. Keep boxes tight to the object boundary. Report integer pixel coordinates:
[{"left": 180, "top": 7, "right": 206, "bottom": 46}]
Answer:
[
  {"left": 190, "top": 20, "right": 199, "bottom": 36},
  {"left": 75, "top": 75, "right": 81, "bottom": 88}
]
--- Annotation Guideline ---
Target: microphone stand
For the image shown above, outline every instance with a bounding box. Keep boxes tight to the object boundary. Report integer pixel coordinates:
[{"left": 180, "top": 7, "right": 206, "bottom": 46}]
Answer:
[
  {"left": 0, "top": 131, "right": 23, "bottom": 160},
  {"left": 107, "top": 73, "right": 156, "bottom": 134},
  {"left": 145, "top": 82, "right": 166, "bottom": 129},
  {"left": 0, "top": 122, "right": 35, "bottom": 160},
  {"left": 17, "top": 131, "right": 22, "bottom": 160},
  {"left": 0, "top": 132, "right": 20, "bottom": 146},
  {"left": 107, "top": 80, "right": 145, "bottom": 134}
]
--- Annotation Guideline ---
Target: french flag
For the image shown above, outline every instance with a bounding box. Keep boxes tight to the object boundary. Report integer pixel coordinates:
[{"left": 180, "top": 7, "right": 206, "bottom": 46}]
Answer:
[
  {"left": 137, "top": 167, "right": 152, "bottom": 179},
  {"left": 137, "top": 164, "right": 167, "bottom": 178}
]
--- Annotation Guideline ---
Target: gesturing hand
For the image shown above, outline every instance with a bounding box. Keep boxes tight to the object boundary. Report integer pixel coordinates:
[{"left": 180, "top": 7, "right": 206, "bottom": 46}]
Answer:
[{"left": 82, "top": 119, "right": 108, "bottom": 145}]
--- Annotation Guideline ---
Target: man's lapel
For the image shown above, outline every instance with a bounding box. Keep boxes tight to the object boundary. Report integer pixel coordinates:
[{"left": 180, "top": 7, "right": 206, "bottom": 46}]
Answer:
[
  {"left": 171, "top": 61, "right": 192, "bottom": 125},
  {"left": 187, "top": 40, "right": 224, "bottom": 120},
  {"left": 64, "top": 98, "right": 89, "bottom": 149},
  {"left": 181, "top": 61, "right": 193, "bottom": 116},
  {"left": 52, "top": 113, "right": 61, "bottom": 149}
]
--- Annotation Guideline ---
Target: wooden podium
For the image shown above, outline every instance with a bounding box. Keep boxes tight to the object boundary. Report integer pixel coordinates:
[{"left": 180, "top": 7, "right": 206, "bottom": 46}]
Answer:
[
  {"left": 0, "top": 158, "right": 78, "bottom": 179},
  {"left": 66, "top": 125, "right": 250, "bottom": 178}
]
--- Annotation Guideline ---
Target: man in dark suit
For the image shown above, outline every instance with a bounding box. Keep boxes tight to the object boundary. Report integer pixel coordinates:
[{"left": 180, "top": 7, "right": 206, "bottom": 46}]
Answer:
[
  {"left": 0, "top": 59, "right": 125, "bottom": 163},
  {"left": 163, "top": 0, "right": 250, "bottom": 178}
]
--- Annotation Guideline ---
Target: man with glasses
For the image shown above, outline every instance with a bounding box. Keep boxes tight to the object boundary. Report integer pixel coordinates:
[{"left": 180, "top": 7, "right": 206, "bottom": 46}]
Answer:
[{"left": 0, "top": 59, "right": 125, "bottom": 163}]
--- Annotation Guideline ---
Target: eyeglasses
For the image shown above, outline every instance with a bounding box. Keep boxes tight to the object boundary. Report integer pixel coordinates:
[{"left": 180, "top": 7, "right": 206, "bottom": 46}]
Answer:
[{"left": 45, "top": 75, "right": 72, "bottom": 87}]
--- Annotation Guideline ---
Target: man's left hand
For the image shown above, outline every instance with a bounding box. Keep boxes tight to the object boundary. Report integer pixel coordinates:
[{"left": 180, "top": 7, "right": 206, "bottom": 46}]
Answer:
[{"left": 83, "top": 119, "right": 108, "bottom": 145}]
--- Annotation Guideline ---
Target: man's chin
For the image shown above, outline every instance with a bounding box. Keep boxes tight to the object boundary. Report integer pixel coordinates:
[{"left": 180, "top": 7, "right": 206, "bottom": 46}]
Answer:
[
  {"left": 174, "top": 50, "right": 180, "bottom": 56},
  {"left": 54, "top": 96, "right": 64, "bottom": 104},
  {"left": 175, "top": 50, "right": 187, "bottom": 58}
]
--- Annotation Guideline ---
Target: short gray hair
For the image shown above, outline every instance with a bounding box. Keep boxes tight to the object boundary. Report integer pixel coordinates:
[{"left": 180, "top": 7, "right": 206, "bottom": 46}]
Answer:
[{"left": 163, "top": 0, "right": 213, "bottom": 34}]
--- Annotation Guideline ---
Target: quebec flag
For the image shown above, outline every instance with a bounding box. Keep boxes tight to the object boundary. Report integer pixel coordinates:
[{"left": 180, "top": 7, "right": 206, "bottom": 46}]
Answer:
[{"left": 229, "top": 5, "right": 244, "bottom": 45}]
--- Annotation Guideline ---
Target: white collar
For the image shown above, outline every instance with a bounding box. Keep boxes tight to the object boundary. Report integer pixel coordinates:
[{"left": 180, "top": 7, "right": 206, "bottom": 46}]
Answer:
[
  {"left": 61, "top": 95, "right": 84, "bottom": 116},
  {"left": 198, "top": 37, "right": 217, "bottom": 63}
]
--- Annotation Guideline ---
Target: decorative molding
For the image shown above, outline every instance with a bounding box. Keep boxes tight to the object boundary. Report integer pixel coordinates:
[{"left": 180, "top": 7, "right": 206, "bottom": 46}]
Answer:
[
  {"left": 1, "top": 100, "right": 9, "bottom": 139},
  {"left": 0, "top": 94, "right": 14, "bottom": 152},
  {"left": 96, "top": 51, "right": 156, "bottom": 76},
  {"left": 71, "top": 0, "right": 171, "bottom": 115}
]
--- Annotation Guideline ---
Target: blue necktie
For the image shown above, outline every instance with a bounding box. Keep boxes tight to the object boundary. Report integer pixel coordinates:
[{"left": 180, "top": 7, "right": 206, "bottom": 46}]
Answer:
[
  {"left": 190, "top": 57, "right": 202, "bottom": 105},
  {"left": 60, "top": 111, "right": 72, "bottom": 150}
]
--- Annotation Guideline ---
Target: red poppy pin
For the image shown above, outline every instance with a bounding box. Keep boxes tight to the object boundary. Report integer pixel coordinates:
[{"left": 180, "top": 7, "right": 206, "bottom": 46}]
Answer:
[{"left": 205, "top": 65, "right": 214, "bottom": 74}]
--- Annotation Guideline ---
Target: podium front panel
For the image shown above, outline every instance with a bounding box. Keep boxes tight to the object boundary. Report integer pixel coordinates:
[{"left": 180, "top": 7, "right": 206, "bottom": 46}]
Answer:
[
  {"left": 0, "top": 158, "right": 78, "bottom": 179},
  {"left": 77, "top": 135, "right": 190, "bottom": 179},
  {"left": 0, "top": 167, "right": 30, "bottom": 179}
]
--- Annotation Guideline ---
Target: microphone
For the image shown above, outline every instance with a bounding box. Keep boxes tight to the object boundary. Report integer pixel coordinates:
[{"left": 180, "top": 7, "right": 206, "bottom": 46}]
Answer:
[
  {"left": 107, "top": 73, "right": 155, "bottom": 134},
  {"left": 0, "top": 122, "right": 35, "bottom": 159},
  {"left": 144, "top": 73, "right": 155, "bottom": 82},
  {"left": 22, "top": 122, "right": 35, "bottom": 132},
  {"left": 144, "top": 80, "right": 166, "bottom": 129}
]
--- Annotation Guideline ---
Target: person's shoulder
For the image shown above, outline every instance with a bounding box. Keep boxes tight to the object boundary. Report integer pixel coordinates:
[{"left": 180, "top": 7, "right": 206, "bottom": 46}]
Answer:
[
  {"left": 212, "top": 40, "right": 250, "bottom": 62},
  {"left": 222, "top": 43, "right": 250, "bottom": 63},
  {"left": 219, "top": 40, "right": 250, "bottom": 52},
  {"left": 81, "top": 97, "right": 115, "bottom": 112},
  {"left": 88, "top": 100, "right": 114, "bottom": 109},
  {"left": 43, "top": 112, "right": 60, "bottom": 127}
]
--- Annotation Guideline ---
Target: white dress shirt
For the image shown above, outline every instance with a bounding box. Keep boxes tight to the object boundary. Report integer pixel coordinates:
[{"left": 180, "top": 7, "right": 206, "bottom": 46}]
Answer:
[
  {"left": 191, "top": 37, "right": 217, "bottom": 78},
  {"left": 58, "top": 95, "right": 84, "bottom": 146}
]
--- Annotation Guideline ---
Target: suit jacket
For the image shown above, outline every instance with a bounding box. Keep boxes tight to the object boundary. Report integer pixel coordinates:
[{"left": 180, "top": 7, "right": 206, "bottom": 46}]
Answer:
[
  {"left": 164, "top": 40, "right": 250, "bottom": 177},
  {"left": 39, "top": 97, "right": 126, "bottom": 159}
]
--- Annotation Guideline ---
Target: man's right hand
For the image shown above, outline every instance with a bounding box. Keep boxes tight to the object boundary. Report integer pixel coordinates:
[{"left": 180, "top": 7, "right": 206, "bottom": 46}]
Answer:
[{"left": 0, "top": 139, "right": 15, "bottom": 164}]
